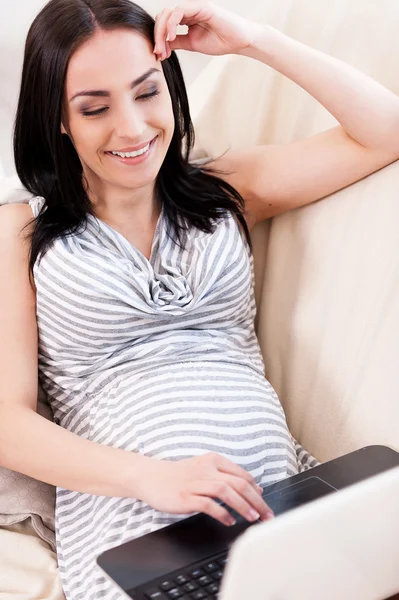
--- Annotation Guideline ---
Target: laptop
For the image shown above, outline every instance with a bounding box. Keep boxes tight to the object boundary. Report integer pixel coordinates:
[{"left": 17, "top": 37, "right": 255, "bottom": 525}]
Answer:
[
  {"left": 97, "top": 444, "right": 399, "bottom": 600},
  {"left": 221, "top": 463, "right": 399, "bottom": 600}
]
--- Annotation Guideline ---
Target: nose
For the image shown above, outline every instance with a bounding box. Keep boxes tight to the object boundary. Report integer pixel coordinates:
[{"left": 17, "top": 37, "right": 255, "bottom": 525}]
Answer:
[{"left": 112, "top": 100, "right": 146, "bottom": 141}]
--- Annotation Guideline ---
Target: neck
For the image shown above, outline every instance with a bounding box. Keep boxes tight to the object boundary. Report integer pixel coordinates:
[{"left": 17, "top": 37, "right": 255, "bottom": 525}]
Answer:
[{"left": 84, "top": 171, "right": 159, "bottom": 231}]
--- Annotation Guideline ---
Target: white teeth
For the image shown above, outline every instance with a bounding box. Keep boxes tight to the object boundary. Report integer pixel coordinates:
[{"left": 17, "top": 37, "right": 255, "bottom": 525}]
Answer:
[{"left": 110, "top": 142, "right": 151, "bottom": 158}]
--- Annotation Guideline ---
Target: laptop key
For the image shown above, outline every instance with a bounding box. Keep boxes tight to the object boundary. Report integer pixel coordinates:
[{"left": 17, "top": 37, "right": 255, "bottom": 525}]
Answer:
[
  {"left": 182, "top": 582, "right": 198, "bottom": 593},
  {"left": 198, "top": 575, "right": 213, "bottom": 587},
  {"left": 212, "top": 571, "right": 224, "bottom": 581},
  {"left": 166, "top": 589, "right": 183, "bottom": 599},
  {"left": 144, "top": 589, "right": 168, "bottom": 599},
  {"left": 175, "top": 575, "right": 190, "bottom": 585},
  {"left": 190, "top": 591, "right": 208, "bottom": 600},
  {"left": 203, "top": 562, "right": 219, "bottom": 573},
  {"left": 206, "top": 583, "right": 219, "bottom": 595},
  {"left": 160, "top": 581, "right": 175, "bottom": 592},
  {"left": 188, "top": 568, "right": 205, "bottom": 579}
]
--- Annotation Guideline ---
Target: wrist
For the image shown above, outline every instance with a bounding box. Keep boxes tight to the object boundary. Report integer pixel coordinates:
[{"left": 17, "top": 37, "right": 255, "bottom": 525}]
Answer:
[
  {"left": 237, "top": 23, "right": 279, "bottom": 62},
  {"left": 120, "top": 451, "right": 152, "bottom": 498}
]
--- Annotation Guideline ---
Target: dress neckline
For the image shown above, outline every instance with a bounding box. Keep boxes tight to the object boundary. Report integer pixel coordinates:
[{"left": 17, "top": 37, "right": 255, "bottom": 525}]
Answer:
[{"left": 90, "top": 203, "right": 164, "bottom": 264}]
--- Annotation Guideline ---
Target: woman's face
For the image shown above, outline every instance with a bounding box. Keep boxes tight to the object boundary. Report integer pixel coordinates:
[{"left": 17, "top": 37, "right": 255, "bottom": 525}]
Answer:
[{"left": 63, "top": 28, "right": 175, "bottom": 198}]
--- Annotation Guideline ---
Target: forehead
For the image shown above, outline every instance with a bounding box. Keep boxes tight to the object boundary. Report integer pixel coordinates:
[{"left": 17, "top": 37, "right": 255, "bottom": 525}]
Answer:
[{"left": 66, "top": 28, "right": 158, "bottom": 94}]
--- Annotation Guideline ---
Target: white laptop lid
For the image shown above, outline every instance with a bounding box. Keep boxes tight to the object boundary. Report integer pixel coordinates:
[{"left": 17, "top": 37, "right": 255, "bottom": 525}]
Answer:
[{"left": 220, "top": 466, "right": 399, "bottom": 600}]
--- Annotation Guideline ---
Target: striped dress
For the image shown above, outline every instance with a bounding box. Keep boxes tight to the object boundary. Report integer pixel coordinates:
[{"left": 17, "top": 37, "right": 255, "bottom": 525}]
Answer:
[{"left": 29, "top": 196, "right": 317, "bottom": 600}]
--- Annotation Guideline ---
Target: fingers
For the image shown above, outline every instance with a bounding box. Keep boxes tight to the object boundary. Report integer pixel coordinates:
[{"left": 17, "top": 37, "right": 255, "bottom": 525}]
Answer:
[
  {"left": 166, "top": 8, "right": 184, "bottom": 43},
  {"left": 168, "top": 34, "right": 192, "bottom": 53},
  {"left": 209, "top": 454, "right": 273, "bottom": 519},
  {"left": 213, "top": 453, "right": 257, "bottom": 485},
  {"left": 193, "top": 496, "right": 237, "bottom": 527},
  {"left": 154, "top": 6, "right": 185, "bottom": 59},
  {"left": 224, "top": 475, "right": 273, "bottom": 521},
  {"left": 206, "top": 452, "right": 264, "bottom": 497},
  {"left": 193, "top": 478, "right": 273, "bottom": 526},
  {"left": 182, "top": 453, "right": 273, "bottom": 527},
  {"left": 153, "top": 8, "right": 171, "bottom": 59}
]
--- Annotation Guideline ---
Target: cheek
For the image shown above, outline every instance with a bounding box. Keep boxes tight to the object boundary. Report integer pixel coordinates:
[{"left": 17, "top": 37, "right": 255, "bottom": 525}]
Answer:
[
  {"left": 68, "top": 119, "right": 105, "bottom": 162},
  {"left": 159, "top": 101, "right": 175, "bottom": 143}
]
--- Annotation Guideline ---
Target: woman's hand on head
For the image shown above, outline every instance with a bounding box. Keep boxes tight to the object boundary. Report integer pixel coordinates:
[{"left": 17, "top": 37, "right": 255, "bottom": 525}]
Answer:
[
  {"left": 135, "top": 452, "right": 274, "bottom": 527},
  {"left": 153, "top": 1, "right": 261, "bottom": 60}
]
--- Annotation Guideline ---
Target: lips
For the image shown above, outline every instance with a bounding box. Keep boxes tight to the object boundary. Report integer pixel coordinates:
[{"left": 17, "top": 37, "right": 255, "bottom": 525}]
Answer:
[
  {"left": 106, "top": 136, "right": 157, "bottom": 154},
  {"left": 104, "top": 136, "right": 157, "bottom": 165}
]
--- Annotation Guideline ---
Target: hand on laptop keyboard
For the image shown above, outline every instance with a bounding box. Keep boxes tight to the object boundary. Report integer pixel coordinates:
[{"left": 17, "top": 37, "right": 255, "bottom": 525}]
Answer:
[{"left": 135, "top": 452, "right": 274, "bottom": 527}]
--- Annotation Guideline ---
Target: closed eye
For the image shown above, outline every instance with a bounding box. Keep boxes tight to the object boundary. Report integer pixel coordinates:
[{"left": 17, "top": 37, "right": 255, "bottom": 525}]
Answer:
[
  {"left": 81, "top": 90, "right": 160, "bottom": 117},
  {"left": 137, "top": 90, "right": 160, "bottom": 101},
  {"left": 81, "top": 107, "right": 108, "bottom": 117}
]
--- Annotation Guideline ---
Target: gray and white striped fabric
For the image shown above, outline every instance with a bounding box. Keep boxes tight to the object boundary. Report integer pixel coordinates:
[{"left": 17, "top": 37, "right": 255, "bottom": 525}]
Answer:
[{"left": 29, "top": 196, "right": 318, "bottom": 600}]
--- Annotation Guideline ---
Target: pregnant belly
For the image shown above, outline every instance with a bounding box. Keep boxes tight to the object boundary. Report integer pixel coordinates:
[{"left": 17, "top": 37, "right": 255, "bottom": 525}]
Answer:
[{"left": 87, "top": 360, "right": 299, "bottom": 484}]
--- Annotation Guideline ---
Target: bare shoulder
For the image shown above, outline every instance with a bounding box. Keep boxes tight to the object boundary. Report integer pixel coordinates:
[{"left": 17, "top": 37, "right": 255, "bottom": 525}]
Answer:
[
  {"left": 0, "top": 202, "right": 34, "bottom": 235},
  {"left": 0, "top": 203, "right": 35, "bottom": 255},
  {"left": 0, "top": 201, "right": 37, "bottom": 318},
  {"left": 0, "top": 203, "right": 35, "bottom": 290}
]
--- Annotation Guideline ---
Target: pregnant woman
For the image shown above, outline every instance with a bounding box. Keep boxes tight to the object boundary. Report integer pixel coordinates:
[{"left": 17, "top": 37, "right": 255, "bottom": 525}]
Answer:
[{"left": 1, "top": 0, "right": 399, "bottom": 598}]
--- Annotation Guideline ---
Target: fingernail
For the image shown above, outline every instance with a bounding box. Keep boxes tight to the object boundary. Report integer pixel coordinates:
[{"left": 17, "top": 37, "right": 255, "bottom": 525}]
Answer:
[
  {"left": 266, "top": 511, "right": 274, "bottom": 519},
  {"left": 248, "top": 510, "right": 260, "bottom": 521},
  {"left": 228, "top": 517, "right": 236, "bottom": 526}
]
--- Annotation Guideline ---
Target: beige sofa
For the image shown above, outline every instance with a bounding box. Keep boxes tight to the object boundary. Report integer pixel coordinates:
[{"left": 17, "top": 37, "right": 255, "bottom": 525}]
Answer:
[
  {"left": 188, "top": 0, "right": 399, "bottom": 464},
  {"left": 1, "top": 0, "right": 399, "bottom": 597}
]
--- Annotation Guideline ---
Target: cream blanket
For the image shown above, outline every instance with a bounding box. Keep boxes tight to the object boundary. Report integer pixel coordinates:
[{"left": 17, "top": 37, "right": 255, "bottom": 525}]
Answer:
[{"left": 0, "top": 520, "right": 63, "bottom": 600}]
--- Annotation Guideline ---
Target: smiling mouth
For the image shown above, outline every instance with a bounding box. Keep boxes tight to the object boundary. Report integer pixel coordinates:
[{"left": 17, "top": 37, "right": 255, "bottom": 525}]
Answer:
[{"left": 105, "top": 136, "right": 158, "bottom": 163}]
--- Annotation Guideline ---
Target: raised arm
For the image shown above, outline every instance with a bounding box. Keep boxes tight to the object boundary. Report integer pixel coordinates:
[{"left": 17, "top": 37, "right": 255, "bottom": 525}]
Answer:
[{"left": 154, "top": 1, "right": 399, "bottom": 228}]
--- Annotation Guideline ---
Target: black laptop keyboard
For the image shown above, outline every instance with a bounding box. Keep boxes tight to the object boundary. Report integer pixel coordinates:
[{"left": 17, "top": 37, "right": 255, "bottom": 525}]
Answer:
[{"left": 141, "top": 552, "right": 228, "bottom": 600}]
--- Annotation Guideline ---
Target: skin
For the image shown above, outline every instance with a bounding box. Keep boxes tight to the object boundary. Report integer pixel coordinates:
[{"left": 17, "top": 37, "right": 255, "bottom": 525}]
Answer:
[{"left": 62, "top": 28, "right": 175, "bottom": 259}]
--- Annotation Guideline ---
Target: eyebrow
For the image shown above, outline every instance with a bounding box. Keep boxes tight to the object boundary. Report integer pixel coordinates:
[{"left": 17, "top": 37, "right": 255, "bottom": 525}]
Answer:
[{"left": 69, "top": 67, "right": 161, "bottom": 102}]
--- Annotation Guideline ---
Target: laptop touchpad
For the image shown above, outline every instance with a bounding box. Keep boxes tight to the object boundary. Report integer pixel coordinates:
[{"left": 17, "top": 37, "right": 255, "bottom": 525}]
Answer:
[{"left": 263, "top": 476, "right": 337, "bottom": 515}]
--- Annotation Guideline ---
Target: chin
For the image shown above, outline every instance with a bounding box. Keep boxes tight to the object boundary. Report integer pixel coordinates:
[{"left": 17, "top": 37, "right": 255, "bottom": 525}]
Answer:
[
  {"left": 123, "top": 163, "right": 163, "bottom": 186},
  {"left": 112, "top": 172, "right": 158, "bottom": 191}
]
